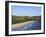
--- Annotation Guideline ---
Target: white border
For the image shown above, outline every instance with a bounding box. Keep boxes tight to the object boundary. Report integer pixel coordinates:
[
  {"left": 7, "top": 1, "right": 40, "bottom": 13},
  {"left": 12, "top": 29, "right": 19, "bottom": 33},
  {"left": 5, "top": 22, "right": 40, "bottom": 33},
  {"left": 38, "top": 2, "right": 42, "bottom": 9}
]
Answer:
[{"left": 9, "top": 3, "right": 44, "bottom": 35}]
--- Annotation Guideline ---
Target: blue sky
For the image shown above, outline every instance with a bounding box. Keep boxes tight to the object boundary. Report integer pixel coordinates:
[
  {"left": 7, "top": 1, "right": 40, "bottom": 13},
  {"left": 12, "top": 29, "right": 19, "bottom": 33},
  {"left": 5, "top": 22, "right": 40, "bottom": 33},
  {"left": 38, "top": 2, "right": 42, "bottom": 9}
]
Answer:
[{"left": 11, "top": 5, "right": 41, "bottom": 16}]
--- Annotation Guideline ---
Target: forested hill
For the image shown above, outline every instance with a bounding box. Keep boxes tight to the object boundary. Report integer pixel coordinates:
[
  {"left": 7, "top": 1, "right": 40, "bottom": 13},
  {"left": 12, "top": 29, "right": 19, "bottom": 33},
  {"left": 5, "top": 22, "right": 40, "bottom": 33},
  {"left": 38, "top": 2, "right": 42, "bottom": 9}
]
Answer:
[{"left": 12, "top": 16, "right": 41, "bottom": 24}]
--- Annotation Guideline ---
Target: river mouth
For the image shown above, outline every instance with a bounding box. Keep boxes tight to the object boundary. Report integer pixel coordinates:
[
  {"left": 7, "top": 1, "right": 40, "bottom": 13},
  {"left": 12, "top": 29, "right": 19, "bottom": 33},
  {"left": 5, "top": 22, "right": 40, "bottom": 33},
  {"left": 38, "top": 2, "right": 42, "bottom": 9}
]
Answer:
[{"left": 12, "top": 21, "right": 41, "bottom": 31}]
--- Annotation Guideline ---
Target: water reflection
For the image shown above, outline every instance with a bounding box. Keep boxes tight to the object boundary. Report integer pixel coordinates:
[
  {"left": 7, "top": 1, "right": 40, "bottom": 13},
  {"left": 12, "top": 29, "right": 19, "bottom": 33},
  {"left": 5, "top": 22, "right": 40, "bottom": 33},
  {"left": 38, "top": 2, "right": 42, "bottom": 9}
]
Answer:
[{"left": 12, "top": 21, "right": 41, "bottom": 31}]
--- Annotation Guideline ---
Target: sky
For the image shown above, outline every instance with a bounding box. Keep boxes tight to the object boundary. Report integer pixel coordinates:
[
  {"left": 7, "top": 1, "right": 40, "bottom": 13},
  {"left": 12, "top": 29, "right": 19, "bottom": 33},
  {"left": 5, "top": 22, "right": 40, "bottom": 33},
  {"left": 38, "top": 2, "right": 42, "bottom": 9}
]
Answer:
[{"left": 11, "top": 5, "right": 41, "bottom": 16}]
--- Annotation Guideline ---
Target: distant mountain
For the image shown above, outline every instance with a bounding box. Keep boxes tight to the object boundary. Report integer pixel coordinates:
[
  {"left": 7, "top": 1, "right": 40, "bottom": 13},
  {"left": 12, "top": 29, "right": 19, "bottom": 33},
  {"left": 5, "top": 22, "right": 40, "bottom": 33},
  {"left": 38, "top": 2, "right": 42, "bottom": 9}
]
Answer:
[{"left": 27, "top": 16, "right": 41, "bottom": 19}]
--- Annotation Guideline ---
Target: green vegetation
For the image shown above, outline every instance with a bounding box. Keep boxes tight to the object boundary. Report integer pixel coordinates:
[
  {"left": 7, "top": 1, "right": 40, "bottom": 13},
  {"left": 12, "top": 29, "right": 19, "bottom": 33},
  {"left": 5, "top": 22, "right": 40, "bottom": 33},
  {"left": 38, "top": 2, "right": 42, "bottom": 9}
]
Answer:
[
  {"left": 12, "top": 16, "right": 29, "bottom": 24},
  {"left": 12, "top": 16, "right": 41, "bottom": 24}
]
